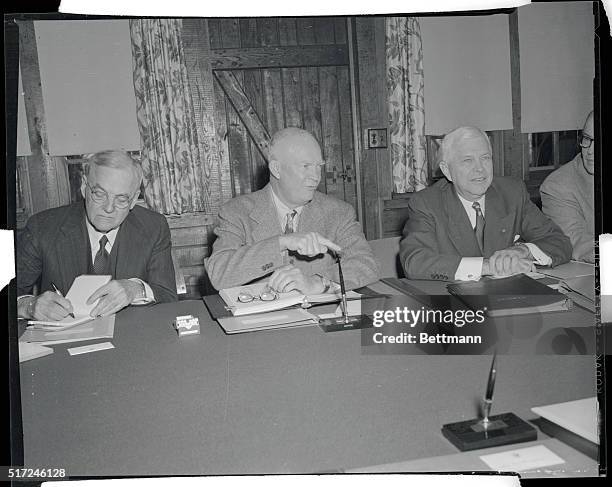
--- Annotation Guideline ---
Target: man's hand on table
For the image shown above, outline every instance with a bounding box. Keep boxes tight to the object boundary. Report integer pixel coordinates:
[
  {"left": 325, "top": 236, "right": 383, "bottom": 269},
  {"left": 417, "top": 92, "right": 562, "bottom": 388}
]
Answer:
[
  {"left": 87, "top": 279, "right": 144, "bottom": 317},
  {"left": 19, "top": 291, "right": 74, "bottom": 321},
  {"left": 279, "top": 232, "right": 341, "bottom": 257},
  {"left": 482, "top": 244, "right": 534, "bottom": 278},
  {"left": 267, "top": 265, "right": 325, "bottom": 295}
]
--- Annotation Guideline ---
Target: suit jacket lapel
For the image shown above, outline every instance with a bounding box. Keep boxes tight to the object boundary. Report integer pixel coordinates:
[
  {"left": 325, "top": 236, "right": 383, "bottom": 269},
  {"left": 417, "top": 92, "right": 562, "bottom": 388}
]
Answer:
[
  {"left": 443, "top": 184, "right": 482, "bottom": 257},
  {"left": 57, "top": 203, "right": 90, "bottom": 294},
  {"left": 483, "top": 183, "right": 513, "bottom": 257},
  {"left": 113, "top": 210, "right": 147, "bottom": 280},
  {"left": 249, "top": 184, "right": 285, "bottom": 241}
]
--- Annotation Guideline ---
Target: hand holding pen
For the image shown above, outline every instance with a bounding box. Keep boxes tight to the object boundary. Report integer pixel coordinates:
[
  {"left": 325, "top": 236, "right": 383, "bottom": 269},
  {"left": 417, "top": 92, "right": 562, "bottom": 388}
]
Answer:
[
  {"left": 51, "top": 283, "right": 75, "bottom": 318},
  {"left": 23, "top": 284, "right": 75, "bottom": 322}
]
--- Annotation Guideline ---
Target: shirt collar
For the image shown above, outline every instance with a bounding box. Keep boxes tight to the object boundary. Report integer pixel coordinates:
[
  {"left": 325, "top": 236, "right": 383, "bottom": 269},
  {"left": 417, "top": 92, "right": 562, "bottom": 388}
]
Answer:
[
  {"left": 456, "top": 191, "right": 486, "bottom": 216},
  {"left": 270, "top": 186, "right": 305, "bottom": 220},
  {"left": 85, "top": 217, "right": 120, "bottom": 250}
]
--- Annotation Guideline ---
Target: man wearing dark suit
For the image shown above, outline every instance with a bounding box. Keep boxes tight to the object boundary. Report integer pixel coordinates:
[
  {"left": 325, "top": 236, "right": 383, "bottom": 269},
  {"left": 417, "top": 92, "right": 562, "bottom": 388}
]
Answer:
[
  {"left": 206, "top": 127, "right": 378, "bottom": 293},
  {"left": 17, "top": 150, "right": 177, "bottom": 321},
  {"left": 400, "top": 126, "right": 572, "bottom": 281}
]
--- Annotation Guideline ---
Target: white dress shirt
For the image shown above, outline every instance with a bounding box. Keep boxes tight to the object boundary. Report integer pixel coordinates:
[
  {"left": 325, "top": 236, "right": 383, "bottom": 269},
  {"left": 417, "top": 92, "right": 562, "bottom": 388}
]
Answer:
[
  {"left": 454, "top": 193, "right": 552, "bottom": 281},
  {"left": 270, "top": 189, "right": 304, "bottom": 232}
]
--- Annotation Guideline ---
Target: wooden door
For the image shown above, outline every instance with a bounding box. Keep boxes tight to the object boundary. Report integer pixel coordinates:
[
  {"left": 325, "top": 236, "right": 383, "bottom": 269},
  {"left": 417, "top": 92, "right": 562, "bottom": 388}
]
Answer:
[{"left": 207, "top": 17, "right": 358, "bottom": 211}]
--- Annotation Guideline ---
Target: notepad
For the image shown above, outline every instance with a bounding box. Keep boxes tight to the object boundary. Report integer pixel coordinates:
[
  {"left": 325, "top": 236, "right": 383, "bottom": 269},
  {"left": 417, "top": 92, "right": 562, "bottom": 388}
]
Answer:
[
  {"left": 27, "top": 274, "right": 111, "bottom": 329},
  {"left": 480, "top": 445, "right": 565, "bottom": 471}
]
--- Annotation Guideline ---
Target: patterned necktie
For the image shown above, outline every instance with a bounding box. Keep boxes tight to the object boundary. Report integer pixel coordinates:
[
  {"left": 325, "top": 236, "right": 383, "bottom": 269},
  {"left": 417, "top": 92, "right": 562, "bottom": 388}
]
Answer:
[
  {"left": 93, "top": 235, "right": 110, "bottom": 274},
  {"left": 284, "top": 210, "right": 298, "bottom": 234},
  {"left": 472, "top": 201, "right": 485, "bottom": 254}
]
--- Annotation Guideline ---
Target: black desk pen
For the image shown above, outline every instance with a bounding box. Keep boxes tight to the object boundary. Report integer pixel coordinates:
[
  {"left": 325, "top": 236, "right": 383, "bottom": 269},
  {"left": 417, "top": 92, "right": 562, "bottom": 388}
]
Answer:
[
  {"left": 334, "top": 252, "right": 349, "bottom": 324},
  {"left": 482, "top": 352, "right": 497, "bottom": 427},
  {"left": 51, "top": 282, "right": 75, "bottom": 319}
]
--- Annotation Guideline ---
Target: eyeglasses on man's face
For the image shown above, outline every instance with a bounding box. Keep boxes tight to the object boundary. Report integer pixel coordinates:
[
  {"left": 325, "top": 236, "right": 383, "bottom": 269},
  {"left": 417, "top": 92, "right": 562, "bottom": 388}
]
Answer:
[
  {"left": 85, "top": 181, "right": 135, "bottom": 209},
  {"left": 580, "top": 134, "right": 594, "bottom": 149}
]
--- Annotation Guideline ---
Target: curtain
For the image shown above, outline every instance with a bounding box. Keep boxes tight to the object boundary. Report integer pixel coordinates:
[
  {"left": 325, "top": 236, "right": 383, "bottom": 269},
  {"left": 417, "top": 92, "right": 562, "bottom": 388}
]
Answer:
[
  {"left": 386, "top": 17, "right": 427, "bottom": 193},
  {"left": 130, "top": 19, "right": 210, "bottom": 214}
]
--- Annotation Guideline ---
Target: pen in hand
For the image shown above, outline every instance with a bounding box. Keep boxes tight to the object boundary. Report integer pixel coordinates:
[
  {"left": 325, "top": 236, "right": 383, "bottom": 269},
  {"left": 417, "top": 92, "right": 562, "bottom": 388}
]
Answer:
[
  {"left": 482, "top": 352, "right": 497, "bottom": 427},
  {"left": 51, "top": 283, "right": 75, "bottom": 318}
]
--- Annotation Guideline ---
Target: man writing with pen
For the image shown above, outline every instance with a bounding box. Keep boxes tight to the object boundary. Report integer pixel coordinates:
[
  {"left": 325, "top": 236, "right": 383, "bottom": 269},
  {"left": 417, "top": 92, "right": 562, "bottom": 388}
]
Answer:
[{"left": 17, "top": 150, "right": 177, "bottom": 322}]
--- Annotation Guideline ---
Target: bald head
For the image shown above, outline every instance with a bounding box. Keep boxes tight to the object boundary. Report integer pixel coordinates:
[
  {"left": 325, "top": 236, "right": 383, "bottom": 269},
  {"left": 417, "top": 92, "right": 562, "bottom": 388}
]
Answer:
[
  {"left": 269, "top": 128, "right": 321, "bottom": 162},
  {"left": 268, "top": 128, "right": 323, "bottom": 208}
]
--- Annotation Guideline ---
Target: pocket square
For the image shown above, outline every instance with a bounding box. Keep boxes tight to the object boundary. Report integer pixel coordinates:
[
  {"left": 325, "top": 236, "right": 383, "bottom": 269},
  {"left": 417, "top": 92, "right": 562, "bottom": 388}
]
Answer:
[{"left": 513, "top": 234, "right": 521, "bottom": 243}]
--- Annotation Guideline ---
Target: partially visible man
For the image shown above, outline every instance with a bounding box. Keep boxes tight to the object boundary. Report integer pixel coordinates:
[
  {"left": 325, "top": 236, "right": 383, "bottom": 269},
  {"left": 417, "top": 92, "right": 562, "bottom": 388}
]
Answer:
[
  {"left": 206, "top": 127, "right": 378, "bottom": 293},
  {"left": 540, "top": 111, "right": 595, "bottom": 262},
  {"left": 17, "top": 150, "right": 177, "bottom": 321},
  {"left": 400, "top": 126, "right": 572, "bottom": 281}
]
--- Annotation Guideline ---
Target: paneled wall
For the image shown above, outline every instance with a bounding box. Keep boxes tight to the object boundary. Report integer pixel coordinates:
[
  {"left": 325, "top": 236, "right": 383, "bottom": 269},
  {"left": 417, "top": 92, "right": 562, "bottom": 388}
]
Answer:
[{"left": 207, "top": 17, "right": 357, "bottom": 208}]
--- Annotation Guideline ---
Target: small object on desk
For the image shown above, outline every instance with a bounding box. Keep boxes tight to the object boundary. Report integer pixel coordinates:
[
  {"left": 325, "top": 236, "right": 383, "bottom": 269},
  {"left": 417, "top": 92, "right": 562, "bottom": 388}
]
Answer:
[
  {"left": 174, "top": 314, "right": 200, "bottom": 337},
  {"left": 319, "top": 253, "right": 372, "bottom": 333},
  {"left": 479, "top": 444, "right": 565, "bottom": 471},
  {"left": 68, "top": 341, "right": 115, "bottom": 356},
  {"left": 441, "top": 354, "right": 537, "bottom": 451}
]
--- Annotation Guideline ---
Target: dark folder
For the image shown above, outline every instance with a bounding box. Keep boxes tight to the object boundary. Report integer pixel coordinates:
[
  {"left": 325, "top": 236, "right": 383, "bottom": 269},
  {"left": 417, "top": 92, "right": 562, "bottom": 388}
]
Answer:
[{"left": 447, "top": 274, "right": 572, "bottom": 317}]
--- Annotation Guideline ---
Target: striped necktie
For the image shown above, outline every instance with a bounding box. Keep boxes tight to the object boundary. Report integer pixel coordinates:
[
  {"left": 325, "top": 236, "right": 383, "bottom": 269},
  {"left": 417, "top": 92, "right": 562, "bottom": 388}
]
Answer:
[
  {"left": 93, "top": 235, "right": 110, "bottom": 274},
  {"left": 284, "top": 210, "right": 298, "bottom": 234},
  {"left": 472, "top": 201, "right": 485, "bottom": 254}
]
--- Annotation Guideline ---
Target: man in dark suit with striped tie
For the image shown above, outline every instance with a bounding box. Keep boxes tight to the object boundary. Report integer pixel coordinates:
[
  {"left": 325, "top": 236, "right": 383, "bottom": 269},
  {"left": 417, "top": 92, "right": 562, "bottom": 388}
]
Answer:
[
  {"left": 399, "top": 126, "right": 571, "bottom": 281},
  {"left": 17, "top": 150, "right": 177, "bottom": 321}
]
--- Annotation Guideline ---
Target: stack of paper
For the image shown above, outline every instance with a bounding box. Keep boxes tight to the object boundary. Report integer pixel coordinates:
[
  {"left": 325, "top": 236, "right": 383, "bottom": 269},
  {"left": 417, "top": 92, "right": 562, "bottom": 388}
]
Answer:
[
  {"left": 217, "top": 308, "right": 318, "bottom": 334},
  {"left": 558, "top": 275, "right": 595, "bottom": 312},
  {"left": 27, "top": 274, "right": 112, "bottom": 329},
  {"left": 21, "top": 314, "right": 115, "bottom": 346},
  {"left": 220, "top": 281, "right": 360, "bottom": 317}
]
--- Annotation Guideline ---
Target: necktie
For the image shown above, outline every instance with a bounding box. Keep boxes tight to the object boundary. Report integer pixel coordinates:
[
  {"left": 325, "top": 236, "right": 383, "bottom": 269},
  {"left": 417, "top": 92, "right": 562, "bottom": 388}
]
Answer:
[
  {"left": 472, "top": 201, "right": 485, "bottom": 254},
  {"left": 93, "top": 235, "right": 110, "bottom": 274},
  {"left": 284, "top": 210, "right": 298, "bottom": 234}
]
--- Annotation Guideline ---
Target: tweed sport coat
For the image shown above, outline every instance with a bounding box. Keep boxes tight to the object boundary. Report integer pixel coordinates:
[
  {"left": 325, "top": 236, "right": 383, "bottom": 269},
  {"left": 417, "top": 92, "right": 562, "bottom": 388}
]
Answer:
[
  {"left": 206, "top": 184, "right": 379, "bottom": 291},
  {"left": 17, "top": 201, "right": 178, "bottom": 302},
  {"left": 399, "top": 177, "right": 572, "bottom": 281},
  {"left": 540, "top": 154, "right": 594, "bottom": 261}
]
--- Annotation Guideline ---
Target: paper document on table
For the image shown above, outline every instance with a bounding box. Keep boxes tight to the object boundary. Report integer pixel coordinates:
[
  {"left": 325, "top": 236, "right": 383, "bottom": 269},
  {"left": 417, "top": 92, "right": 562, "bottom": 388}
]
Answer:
[
  {"left": 217, "top": 308, "right": 318, "bottom": 334},
  {"left": 19, "top": 342, "right": 54, "bottom": 362},
  {"left": 20, "top": 314, "right": 115, "bottom": 345},
  {"left": 220, "top": 281, "right": 360, "bottom": 316},
  {"left": 532, "top": 397, "right": 598, "bottom": 444},
  {"left": 539, "top": 261, "right": 594, "bottom": 280},
  {"left": 65, "top": 274, "right": 112, "bottom": 315},
  {"left": 27, "top": 274, "right": 111, "bottom": 328},
  {"left": 480, "top": 445, "right": 565, "bottom": 471}
]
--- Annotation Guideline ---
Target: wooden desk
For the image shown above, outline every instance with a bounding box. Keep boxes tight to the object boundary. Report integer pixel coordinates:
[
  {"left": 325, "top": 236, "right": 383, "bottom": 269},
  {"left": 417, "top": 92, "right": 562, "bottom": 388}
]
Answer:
[{"left": 20, "top": 298, "right": 597, "bottom": 477}]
